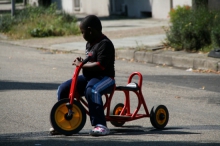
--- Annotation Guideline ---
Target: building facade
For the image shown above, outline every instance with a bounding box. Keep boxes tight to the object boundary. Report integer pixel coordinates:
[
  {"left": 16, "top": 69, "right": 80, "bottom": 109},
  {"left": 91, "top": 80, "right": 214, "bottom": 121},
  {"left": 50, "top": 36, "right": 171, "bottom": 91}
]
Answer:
[{"left": 29, "top": 0, "right": 220, "bottom": 19}]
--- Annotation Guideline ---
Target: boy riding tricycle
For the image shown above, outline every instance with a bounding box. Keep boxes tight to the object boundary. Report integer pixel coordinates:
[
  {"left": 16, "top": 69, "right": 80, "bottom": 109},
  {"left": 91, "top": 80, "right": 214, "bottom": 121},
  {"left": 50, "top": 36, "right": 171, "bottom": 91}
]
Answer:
[{"left": 49, "top": 15, "right": 169, "bottom": 136}]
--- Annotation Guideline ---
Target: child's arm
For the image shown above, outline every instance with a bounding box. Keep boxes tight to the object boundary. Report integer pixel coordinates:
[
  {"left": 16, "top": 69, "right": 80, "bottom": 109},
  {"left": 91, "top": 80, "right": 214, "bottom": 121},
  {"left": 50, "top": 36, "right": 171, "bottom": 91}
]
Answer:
[
  {"left": 82, "top": 62, "right": 102, "bottom": 72},
  {"left": 72, "top": 57, "right": 101, "bottom": 72}
]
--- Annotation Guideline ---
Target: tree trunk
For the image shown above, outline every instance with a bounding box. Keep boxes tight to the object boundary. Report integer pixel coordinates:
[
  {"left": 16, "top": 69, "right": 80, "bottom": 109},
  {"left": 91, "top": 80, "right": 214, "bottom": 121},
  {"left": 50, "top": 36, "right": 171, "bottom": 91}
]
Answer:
[
  {"left": 23, "top": 0, "right": 27, "bottom": 6},
  {"left": 192, "top": 0, "right": 208, "bottom": 10}
]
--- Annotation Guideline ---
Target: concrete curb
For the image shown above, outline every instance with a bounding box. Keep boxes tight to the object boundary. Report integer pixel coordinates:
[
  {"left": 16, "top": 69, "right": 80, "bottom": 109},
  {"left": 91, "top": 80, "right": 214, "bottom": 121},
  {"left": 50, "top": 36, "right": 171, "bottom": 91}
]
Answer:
[{"left": 116, "top": 50, "right": 220, "bottom": 71}]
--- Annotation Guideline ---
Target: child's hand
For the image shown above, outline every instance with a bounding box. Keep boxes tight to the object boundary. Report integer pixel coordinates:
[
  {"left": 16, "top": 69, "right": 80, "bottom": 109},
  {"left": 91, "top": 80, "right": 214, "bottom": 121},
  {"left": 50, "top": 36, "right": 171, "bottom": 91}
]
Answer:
[{"left": 72, "top": 57, "right": 83, "bottom": 66}]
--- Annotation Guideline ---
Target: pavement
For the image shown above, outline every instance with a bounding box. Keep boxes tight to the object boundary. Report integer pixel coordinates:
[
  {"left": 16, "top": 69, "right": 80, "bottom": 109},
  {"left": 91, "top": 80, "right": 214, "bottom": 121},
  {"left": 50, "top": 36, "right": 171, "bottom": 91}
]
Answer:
[{"left": 0, "top": 7, "right": 219, "bottom": 72}]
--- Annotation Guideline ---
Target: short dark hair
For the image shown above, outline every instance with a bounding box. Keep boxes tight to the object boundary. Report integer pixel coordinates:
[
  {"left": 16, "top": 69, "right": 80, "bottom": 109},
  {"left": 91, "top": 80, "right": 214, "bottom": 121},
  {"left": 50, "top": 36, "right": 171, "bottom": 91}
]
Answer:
[{"left": 80, "top": 15, "right": 102, "bottom": 32}]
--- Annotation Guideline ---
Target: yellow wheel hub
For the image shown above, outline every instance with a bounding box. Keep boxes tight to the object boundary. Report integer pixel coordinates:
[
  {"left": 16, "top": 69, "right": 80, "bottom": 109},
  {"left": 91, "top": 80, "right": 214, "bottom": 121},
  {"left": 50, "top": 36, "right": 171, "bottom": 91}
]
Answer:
[
  {"left": 55, "top": 103, "right": 82, "bottom": 131},
  {"left": 156, "top": 108, "right": 167, "bottom": 125}
]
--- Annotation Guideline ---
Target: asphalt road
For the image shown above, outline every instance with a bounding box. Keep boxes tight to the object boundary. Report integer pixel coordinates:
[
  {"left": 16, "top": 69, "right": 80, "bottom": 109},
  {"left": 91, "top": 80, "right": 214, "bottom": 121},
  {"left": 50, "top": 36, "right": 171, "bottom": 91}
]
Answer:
[{"left": 0, "top": 42, "right": 220, "bottom": 146}]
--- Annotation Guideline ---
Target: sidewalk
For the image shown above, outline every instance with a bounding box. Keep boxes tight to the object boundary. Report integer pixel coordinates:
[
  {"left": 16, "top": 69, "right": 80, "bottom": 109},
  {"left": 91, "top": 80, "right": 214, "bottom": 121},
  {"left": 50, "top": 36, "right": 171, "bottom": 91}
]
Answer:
[{"left": 0, "top": 17, "right": 219, "bottom": 72}]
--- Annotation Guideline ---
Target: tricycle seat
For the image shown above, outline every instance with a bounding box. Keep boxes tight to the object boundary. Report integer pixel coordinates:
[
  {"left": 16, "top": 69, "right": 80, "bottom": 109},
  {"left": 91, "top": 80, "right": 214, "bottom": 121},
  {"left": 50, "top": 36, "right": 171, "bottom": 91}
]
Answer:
[{"left": 115, "top": 82, "right": 139, "bottom": 91}]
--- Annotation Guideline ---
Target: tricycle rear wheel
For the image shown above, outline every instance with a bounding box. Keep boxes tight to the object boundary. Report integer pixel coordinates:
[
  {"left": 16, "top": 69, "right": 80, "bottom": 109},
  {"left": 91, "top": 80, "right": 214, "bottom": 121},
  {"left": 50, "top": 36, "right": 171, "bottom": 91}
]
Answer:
[
  {"left": 150, "top": 105, "right": 169, "bottom": 129},
  {"left": 110, "top": 103, "right": 126, "bottom": 127},
  {"left": 50, "top": 98, "right": 86, "bottom": 136}
]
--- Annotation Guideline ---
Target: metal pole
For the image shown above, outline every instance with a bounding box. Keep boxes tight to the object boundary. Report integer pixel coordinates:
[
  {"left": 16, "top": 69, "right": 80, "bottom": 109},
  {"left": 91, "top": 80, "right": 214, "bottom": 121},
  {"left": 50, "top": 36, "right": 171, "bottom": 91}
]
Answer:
[
  {"left": 11, "top": 0, "right": 15, "bottom": 16},
  {"left": 23, "top": 0, "right": 27, "bottom": 6},
  {"left": 170, "top": 0, "right": 173, "bottom": 10}
]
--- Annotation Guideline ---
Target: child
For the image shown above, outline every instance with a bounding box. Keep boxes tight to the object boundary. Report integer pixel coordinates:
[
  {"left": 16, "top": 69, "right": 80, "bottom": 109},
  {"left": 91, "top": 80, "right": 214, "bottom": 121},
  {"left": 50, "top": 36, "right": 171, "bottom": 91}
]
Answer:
[{"left": 51, "top": 15, "right": 115, "bottom": 136}]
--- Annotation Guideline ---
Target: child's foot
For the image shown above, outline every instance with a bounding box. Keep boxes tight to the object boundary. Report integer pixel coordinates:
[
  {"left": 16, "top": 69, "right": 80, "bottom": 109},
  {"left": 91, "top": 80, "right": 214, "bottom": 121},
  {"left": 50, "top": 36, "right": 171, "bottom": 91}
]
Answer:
[
  {"left": 89, "top": 124, "right": 110, "bottom": 136},
  {"left": 49, "top": 128, "right": 60, "bottom": 135}
]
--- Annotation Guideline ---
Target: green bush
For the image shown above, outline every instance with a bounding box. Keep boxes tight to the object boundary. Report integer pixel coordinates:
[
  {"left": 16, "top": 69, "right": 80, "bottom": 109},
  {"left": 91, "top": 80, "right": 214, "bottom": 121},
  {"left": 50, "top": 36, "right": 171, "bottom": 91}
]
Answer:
[
  {"left": 211, "top": 12, "right": 220, "bottom": 48},
  {"left": 166, "top": 6, "right": 191, "bottom": 50},
  {"left": 0, "top": 3, "right": 80, "bottom": 39},
  {"left": 0, "top": 14, "right": 14, "bottom": 33},
  {"left": 211, "top": 27, "right": 220, "bottom": 48},
  {"left": 166, "top": 5, "right": 220, "bottom": 52}
]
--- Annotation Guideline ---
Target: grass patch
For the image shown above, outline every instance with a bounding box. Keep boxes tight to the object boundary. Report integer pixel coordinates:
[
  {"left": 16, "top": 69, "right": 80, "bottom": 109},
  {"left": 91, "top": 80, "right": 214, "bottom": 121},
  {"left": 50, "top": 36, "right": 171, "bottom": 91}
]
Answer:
[
  {"left": 37, "top": 48, "right": 74, "bottom": 54},
  {"left": 0, "top": 3, "right": 80, "bottom": 39}
]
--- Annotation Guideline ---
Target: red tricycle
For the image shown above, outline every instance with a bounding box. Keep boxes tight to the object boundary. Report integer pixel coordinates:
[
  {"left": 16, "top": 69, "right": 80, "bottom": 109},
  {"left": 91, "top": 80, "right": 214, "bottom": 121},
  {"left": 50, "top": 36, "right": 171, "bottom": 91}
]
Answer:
[{"left": 50, "top": 57, "right": 169, "bottom": 136}]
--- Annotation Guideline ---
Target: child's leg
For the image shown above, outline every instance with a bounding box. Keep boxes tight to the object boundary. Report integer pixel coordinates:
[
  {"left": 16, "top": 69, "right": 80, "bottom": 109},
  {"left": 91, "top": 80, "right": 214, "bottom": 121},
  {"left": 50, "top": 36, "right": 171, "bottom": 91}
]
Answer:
[
  {"left": 57, "top": 79, "right": 72, "bottom": 101},
  {"left": 85, "top": 77, "right": 115, "bottom": 126},
  {"left": 57, "top": 75, "right": 87, "bottom": 101}
]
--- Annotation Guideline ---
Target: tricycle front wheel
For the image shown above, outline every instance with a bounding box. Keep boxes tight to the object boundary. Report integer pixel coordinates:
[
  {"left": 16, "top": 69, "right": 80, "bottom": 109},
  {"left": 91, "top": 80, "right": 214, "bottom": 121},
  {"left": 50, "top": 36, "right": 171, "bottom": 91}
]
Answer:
[
  {"left": 50, "top": 98, "right": 86, "bottom": 136},
  {"left": 150, "top": 105, "right": 169, "bottom": 129}
]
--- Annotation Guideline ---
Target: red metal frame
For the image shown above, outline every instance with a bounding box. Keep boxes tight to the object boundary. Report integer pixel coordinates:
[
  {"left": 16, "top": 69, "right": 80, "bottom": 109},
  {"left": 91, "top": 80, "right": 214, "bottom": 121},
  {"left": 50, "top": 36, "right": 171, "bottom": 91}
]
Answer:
[{"left": 69, "top": 62, "right": 150, "bottom": 123}]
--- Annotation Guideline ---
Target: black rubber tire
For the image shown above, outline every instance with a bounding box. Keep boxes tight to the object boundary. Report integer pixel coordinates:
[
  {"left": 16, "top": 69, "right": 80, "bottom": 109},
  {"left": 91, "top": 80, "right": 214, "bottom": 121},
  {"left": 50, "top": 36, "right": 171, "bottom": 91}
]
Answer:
[
  {"left": 150, "top": 105, "right": 169, "bottom": 129},
  {"left": 150, "top": 107, "right": 157, "bottom": 128},
  {"left": 110, "top": 103, "right": 126, "bottom": 127},
  {"left": 50, "top": 99, "right": 86, "bottom": 136}
]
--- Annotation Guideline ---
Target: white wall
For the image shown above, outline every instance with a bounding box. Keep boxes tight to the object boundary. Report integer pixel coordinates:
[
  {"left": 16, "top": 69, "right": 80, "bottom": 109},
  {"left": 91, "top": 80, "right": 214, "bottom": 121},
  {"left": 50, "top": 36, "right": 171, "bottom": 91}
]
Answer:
[
  {"left": 152, "top": 0, "right": 192, "bottom": 19},
  {"left": 61, "top": 0, "right": 74, "bottom": 13},
  {"left": 80, "top": 0, "right": 110, "bottom": 16},
  {"left": 152, "top": 0, "right": 170, "bottom": 19},
  {"left": 173, "top": 0, "right": 192, "bottom": 9}
]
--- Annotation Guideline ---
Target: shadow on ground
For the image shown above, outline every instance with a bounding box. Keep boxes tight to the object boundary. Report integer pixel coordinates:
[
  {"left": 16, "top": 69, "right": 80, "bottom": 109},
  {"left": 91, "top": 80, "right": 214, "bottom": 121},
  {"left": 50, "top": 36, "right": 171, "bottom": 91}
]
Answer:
[
  {"left": 1, "top": 125, "right": 215, "bottom": 146},
  {"left": 0, "top": 80, "right": 59, "bottom": 91}
]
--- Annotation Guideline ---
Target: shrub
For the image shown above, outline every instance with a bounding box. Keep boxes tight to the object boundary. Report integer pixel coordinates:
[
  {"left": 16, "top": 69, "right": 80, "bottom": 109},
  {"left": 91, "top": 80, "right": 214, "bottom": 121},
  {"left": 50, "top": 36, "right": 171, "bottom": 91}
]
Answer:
[
  {"left": 166, "top": 5, "right": 220, "bottom": 52},
  {"left": 211, "top": 12, "right": 220, "bottom": 48},
  {"left": 166, "top": 6, "right": 191, "bottom": 50},
  {"left": 0, "top": 14, "right": 14, "bottom": 33}
]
